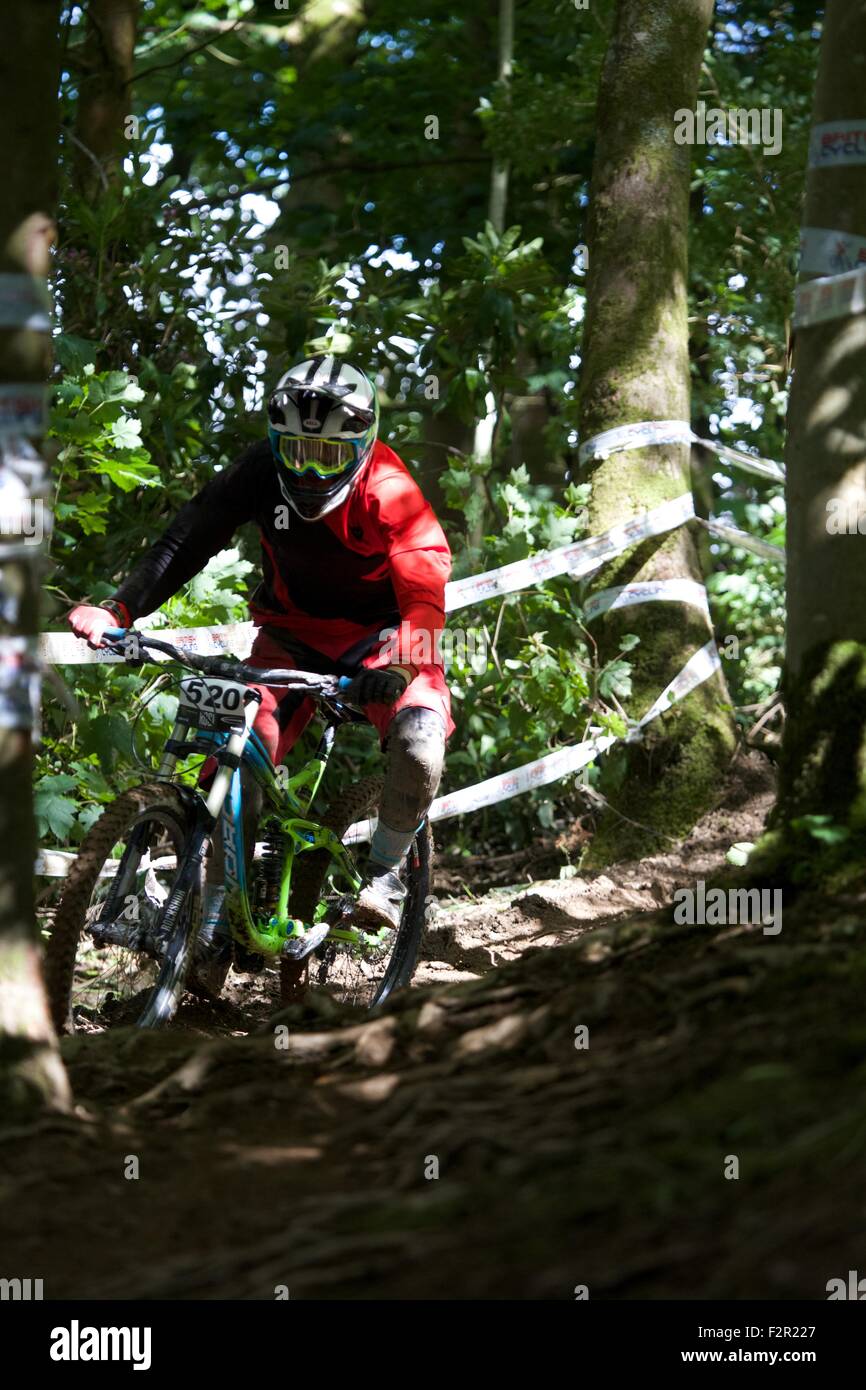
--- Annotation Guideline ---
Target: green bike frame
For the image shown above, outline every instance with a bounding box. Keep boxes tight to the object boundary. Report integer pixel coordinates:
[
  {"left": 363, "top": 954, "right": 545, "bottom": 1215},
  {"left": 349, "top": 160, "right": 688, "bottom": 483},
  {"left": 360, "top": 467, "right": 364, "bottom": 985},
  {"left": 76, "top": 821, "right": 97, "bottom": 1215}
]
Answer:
[{"left": 156, "top": 697, "right": 389, "bottom": 960}]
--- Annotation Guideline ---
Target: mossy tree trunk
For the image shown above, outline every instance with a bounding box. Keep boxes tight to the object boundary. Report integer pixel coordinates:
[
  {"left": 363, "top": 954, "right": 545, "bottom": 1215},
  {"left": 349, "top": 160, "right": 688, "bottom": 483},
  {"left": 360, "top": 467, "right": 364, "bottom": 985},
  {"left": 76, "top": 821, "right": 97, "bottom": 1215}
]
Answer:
[
  {"left": 577, "top": 0, "right": 734, "bottom": 865},
  {"left": 72, "top": 0, "right": 140, "bottom": 198},
  {"left": 467, "top": 0, "right": 515, "bottom": 553},
  {"left": 0, "top": 0, "right": 71, "bottom": 1118},
  {"left": 764, "top": 0, "right": 866, "bottom": 888}
]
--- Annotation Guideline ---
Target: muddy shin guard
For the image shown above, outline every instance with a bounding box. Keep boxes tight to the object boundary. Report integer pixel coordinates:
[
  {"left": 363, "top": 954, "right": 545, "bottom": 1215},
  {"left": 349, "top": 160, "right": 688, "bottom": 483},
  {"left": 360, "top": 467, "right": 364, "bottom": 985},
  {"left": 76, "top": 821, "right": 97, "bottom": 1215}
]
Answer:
[{"left": 371, "top": 707, "right": 446, "bottom": 870}]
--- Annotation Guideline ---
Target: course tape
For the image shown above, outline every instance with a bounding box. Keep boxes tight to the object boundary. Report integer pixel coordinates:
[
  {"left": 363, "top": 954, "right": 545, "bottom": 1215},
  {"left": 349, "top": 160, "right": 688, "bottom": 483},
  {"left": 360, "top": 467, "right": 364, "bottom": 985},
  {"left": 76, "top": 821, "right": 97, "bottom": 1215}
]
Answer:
[
  {"left": 40, "top": 493, "right": 698, "bottom": 665},
  {"left": 0, "top": 274, "right": 51, "bottom": 331},
  {"left": 343, "top": 641, "right": 722, "bottom": 842},
  {"left": 578, "top": 419, "right": 693, "bottom": 463},
  {"left": 444, "top": 492, "right": 695, "bottom": 610},
  {"left": 584, "top": 578, "right": 710, "bottom": 624},
  {"left": 0, "top": 636, "right": 40, "bottom": 733},
  {"left": 578, "top": 419, "right": 785, "bottom": 483},
  {"left": 799, "top": 226, "right": 866, "bottom": 277},
  {"left": 809, "top": 122, "right": 866, "bottom": 168},
  {"left": 0, "top": 385, "right": 47, "bottom": 437},
  {"left": 794, "top": 264, "right": 866, "bottom": 328},
  {"left": 699, "top": 516, "right": 785, "bottom": 564},
  {"left": 40, "top": 620, "right": 256, "bottom": 667}
]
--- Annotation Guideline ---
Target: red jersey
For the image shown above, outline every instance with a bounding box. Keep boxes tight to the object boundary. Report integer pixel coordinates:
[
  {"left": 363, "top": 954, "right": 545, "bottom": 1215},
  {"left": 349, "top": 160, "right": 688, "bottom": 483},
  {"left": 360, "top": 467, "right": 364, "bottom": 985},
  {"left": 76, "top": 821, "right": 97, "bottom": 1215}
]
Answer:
[{"left": 112, "top": 438, "right": 451, "bottom": 667}]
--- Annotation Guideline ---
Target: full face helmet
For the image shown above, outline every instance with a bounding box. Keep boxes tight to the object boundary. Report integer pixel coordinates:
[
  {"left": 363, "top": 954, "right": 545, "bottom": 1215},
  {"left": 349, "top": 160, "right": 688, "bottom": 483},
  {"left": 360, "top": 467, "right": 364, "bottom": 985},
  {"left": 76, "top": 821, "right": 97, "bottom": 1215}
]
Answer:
[{"left": 266, "top": 355, "right": 379, "bottom": 521}]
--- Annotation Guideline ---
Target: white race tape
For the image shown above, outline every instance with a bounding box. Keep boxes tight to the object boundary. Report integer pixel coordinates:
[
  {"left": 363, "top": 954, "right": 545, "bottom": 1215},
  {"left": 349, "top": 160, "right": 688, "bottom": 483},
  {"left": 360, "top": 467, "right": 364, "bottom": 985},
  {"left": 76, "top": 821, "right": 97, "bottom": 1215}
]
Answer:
[
  {"left": 700, "top": 516, "right": 785, "bottom": 564},
  {"left": 37, "top": 844, "right": 263, "bottom": 880},
  {"left": 578, "top": 419, "right": 693, "bottom": 465},
  {"left": 584, "top": 578, "right": 710, "bottom": 624},
  {"left": 809, "top": 121, "right": 866, "bottom": 168},
  {"left": 40, "top": 620, "right": 257, "bottom": 667},
  {"left": 634, "top": 640, "right": 721, "bottom": 731},
  {"left": 693, "top": 436, "right": 785, "bottom": 484},
  {"left": 799, "top": 227, "right": 866, "bottom": 277},
  {"left": 343, "top": 639, "right": 723, "bottom": 840},
  {"left": 794, "top": 264, "right": 866, "bottom": 328},
  {"left": 0, "top": 636, "right": 40, "bottom": 732},
  {"left": 0, "top": 385, "right": 47, "bottom": 437},
  {"left": 0, "top": 274, "right": 51, "bottom": 331},
  {"left": 445, "top": 492, "right": 695, "bottom": 610},
  {"left": 579, "top": 419, "right": 785, "bottom": 483}
]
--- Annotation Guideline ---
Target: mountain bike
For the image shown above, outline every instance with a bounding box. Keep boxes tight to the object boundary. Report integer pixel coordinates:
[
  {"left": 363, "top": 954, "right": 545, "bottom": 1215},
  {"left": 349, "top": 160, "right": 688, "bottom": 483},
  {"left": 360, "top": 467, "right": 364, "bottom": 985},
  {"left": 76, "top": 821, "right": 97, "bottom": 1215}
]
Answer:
[{"left": 45, "top": 629, "right": 432, "bottom": 1031}]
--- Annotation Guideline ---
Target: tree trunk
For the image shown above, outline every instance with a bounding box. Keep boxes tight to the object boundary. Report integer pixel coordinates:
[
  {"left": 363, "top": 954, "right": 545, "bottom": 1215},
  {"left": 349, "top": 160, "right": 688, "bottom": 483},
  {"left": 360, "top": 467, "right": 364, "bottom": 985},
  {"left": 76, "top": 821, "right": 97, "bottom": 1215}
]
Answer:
[
  {"left": 72, "top": 0, "right": 140, "bottom": 197},
  {"left": 468, "top": 0, "right": 515, "bottom": 553},
  {"left": 577, "top": 0, "right": 735, "bottom": 865},
  {"left": 487, "top": 0, "right": 514, "bottom": 236},
  {"left": 0, "top": 0, "right": 71, "bottom": 1117},
  {"left": 765, "top": 0, "right": 866, "bottom": 887}
]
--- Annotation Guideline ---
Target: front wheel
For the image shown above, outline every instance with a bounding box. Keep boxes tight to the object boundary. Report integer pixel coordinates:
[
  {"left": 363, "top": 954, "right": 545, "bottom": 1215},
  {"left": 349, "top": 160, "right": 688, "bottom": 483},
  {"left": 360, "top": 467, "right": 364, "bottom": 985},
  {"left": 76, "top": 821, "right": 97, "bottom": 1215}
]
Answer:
[{"left": 45, "top": 782, "right": 204, "bottom": 1033}]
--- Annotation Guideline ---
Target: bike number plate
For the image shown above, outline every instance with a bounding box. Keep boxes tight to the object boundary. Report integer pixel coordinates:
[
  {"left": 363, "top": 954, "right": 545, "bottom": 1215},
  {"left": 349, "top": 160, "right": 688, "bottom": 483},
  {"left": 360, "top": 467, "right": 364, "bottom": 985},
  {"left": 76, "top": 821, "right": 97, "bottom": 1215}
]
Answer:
[{"left": 178, "top": 677, "right": 249, "bottom": 730}]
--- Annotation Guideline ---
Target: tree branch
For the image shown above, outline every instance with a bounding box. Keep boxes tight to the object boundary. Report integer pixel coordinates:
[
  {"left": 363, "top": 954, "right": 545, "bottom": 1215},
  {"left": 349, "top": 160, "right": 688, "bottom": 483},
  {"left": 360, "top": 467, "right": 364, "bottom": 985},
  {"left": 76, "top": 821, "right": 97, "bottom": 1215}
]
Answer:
[
  {"left": 172, "top": 156, "right": 490, "bottom": 215},
  {"left": 129, "top": 17, "right": 243, "bottom": 85}
]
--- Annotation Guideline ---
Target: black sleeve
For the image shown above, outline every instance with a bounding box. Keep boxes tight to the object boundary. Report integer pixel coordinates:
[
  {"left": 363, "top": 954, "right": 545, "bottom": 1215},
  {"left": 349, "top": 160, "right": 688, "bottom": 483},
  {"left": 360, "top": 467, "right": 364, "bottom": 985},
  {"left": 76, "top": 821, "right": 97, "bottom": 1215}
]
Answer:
[{"left": 111, "top": 449, "right": 261, "bottom": 621}]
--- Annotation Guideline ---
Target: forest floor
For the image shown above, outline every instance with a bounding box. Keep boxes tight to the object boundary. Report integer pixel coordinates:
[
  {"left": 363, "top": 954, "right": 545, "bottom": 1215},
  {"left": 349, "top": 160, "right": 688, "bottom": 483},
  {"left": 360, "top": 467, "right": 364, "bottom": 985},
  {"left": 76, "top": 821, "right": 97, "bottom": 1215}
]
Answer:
[{"left": 3, "top": 747, "right": 866, "bottom": 1299}]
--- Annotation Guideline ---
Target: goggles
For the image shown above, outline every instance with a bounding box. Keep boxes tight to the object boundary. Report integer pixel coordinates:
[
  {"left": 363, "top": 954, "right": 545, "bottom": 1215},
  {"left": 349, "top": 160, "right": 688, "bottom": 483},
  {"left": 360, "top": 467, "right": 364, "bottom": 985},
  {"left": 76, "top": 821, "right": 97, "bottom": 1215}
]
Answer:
[{"left": 272, "top": 434, "right": 360, "bottom": 480}]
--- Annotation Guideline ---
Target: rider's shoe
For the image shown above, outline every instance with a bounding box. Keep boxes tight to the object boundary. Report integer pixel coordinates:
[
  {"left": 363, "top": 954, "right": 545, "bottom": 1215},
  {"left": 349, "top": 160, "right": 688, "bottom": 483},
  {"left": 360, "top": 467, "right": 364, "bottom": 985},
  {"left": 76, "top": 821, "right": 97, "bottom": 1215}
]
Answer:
[
  {"left": 354, "top": 865, "right": 407, "bottom": 931},
  {"left": 187, "top": 885, "right": 232, "bottom": 1000}
]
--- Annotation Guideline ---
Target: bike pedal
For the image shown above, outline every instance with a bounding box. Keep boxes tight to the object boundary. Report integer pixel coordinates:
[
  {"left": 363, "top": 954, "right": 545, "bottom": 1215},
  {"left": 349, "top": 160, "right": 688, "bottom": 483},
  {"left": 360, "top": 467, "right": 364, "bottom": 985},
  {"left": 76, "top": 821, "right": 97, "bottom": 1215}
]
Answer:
[{"left": 281, "top": 921, "right": 331, "bottom": 962}]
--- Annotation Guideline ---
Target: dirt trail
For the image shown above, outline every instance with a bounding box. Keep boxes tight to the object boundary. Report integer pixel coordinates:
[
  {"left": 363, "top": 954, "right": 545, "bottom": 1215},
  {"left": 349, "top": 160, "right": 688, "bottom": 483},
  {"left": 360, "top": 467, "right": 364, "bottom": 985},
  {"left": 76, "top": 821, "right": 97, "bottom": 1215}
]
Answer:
[{"left": 3, "top": 750, "right": 865, "bottom": 1299}]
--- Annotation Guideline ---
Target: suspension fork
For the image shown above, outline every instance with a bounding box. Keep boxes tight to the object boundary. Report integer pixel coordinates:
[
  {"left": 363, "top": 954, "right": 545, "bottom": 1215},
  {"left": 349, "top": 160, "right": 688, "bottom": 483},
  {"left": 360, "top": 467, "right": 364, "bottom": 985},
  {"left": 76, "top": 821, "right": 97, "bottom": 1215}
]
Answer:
[{"left": 161, "top": 698, "right": 262, "bottom": 937}]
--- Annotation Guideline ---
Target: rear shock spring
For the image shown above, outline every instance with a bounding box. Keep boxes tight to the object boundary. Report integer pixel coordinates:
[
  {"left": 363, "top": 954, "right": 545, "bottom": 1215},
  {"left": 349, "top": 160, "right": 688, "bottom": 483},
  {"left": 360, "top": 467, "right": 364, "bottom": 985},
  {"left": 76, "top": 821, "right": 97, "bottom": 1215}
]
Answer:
[{"left": 256, "top": 831, "right": 288, "bottom": 914}]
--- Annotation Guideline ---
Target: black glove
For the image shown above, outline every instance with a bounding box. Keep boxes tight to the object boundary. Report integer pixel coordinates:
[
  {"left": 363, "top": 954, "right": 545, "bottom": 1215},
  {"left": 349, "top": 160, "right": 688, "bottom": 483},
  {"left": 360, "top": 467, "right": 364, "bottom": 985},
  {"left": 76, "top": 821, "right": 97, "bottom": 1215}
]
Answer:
[{"left": 342, "top": 665, "right": 412, "bottom": 706}]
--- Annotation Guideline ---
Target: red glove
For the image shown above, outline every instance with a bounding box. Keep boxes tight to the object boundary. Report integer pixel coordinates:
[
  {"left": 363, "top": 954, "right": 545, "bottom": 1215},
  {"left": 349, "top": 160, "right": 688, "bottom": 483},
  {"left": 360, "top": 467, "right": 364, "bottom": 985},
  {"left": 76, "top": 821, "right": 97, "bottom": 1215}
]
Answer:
[{"left": 67, "top": 602, "right": 128, "bottom": 650}]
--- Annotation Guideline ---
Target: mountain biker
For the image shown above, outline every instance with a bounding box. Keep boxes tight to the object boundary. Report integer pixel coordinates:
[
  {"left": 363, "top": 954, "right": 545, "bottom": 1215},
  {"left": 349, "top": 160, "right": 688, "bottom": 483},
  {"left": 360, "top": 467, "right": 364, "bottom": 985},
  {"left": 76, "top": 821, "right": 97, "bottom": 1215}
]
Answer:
[{"left": 67, "top": 355, "right": 452, "bottom": 993}]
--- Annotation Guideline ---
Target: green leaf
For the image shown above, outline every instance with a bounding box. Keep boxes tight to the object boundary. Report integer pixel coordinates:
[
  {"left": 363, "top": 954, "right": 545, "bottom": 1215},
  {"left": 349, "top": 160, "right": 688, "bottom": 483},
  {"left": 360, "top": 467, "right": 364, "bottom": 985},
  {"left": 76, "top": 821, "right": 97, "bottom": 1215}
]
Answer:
[
  {"left": 791, "top": 815, "right": 850, "bottom": 846},
  {"left": 79, "top": 713, "right": 135, "bottom": 774},
  {"left": 92, "top": 454, "right": 159, "bottom": 491},
  {"left": 599, "top": 659, "right": 632, "bottom": 700},
  {"left": 34, "top": 775, "right": 79, "bottom": 841},
  {"left": 54, "top": 334, "right": 99, "bottom": 373}
]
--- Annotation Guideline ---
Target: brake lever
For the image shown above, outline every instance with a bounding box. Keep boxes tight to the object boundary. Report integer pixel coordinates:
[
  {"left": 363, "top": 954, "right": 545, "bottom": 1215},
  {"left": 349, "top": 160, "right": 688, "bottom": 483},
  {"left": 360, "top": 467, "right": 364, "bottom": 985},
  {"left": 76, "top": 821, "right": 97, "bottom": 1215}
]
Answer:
[{"left": 101, "top": 627, "right": 145, "bottom": 666}]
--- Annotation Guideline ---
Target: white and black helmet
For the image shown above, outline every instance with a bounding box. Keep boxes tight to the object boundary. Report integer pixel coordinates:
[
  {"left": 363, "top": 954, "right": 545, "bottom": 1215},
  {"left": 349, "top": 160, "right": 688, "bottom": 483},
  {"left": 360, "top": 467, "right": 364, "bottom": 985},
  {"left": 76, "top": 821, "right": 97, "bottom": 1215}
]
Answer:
[{"left": 267, "top": 355, "right": 379, "bottom": 520}]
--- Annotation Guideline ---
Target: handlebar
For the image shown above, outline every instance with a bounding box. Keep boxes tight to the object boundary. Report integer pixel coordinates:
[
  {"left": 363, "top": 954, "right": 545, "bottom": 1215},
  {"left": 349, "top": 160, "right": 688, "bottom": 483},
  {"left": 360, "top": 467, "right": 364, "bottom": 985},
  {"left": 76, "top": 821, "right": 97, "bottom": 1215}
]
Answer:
[{"left": 101, "top": 628, "right": 355, "bottom": 699}]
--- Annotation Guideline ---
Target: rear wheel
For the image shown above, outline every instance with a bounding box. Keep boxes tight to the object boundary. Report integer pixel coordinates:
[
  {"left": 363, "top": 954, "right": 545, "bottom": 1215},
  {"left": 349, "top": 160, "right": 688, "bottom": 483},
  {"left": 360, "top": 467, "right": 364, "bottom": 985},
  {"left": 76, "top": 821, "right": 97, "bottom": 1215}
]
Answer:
[
  {"left": 281, "top": 776, "right": 433, "bottom": 1010},
  {"left": 45, "top": 783, "right": 203, "bottom": 1033}
]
